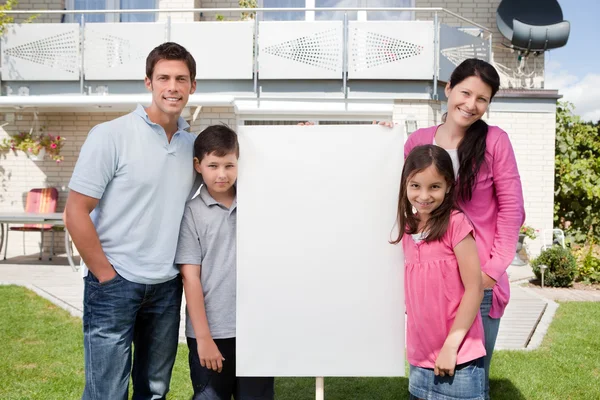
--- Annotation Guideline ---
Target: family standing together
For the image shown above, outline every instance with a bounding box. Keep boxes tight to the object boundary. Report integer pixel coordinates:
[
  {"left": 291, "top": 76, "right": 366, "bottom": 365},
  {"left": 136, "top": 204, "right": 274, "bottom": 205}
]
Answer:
[{"left": 64, "top": 42, "right": 524, "bottom": 400}]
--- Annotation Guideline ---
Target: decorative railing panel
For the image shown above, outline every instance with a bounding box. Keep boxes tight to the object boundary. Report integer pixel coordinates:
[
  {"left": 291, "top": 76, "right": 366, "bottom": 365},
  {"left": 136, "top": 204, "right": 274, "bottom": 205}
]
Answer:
[
  {"left": 84, "top": 23, "right": 166, "bottom": 80},
  {"left": 348, "top": 21, "right": 434, "bottom": 80},
  {"left": 1, "top": 23, "right": 80, "bottom": 81},
  {"left": 171, "top": 22, "right": 254, "bottom": 80},
  {"left": 439, "top": 24, "right": 490, "bottom": 83},
  {"left": 258, "top": 21, "right": 344, "bottom": 80}
]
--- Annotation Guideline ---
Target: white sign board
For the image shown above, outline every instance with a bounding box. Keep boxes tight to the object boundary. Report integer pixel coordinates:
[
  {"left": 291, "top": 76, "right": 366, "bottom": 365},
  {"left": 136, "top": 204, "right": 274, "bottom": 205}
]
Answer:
[{"left": 236, "top": 125, "right": 405, "bottom": 377}]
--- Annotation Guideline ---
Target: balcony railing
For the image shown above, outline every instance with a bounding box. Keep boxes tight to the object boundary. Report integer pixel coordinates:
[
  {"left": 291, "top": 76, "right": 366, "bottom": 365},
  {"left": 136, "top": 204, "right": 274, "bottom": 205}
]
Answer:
[{"left": 0, "top": 8, "right": 492, "bottom": 99}]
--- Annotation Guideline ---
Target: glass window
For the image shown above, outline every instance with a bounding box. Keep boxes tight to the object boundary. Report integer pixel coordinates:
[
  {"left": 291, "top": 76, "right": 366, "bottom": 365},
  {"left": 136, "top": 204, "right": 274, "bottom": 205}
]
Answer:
[
  {"left": 316, "top": 0, "right": 359, "bottom": 21},
  {"left": 68, "top": 0, "right": 157, "bottom": 23},
  {"left": 259, "top": 0, "right": 415, "bottom": 21},
  {"left": 72, "top": 0, "right": 106, "bottom": 23},
  {"left": 366, "top": 0, "right": 415, "bottom": 21},
  {"left": 261, "top": 0, "right": 305, "bottom": 21},
  {"left": 120, "top": 0, "right": 157, "bottom": 22}
]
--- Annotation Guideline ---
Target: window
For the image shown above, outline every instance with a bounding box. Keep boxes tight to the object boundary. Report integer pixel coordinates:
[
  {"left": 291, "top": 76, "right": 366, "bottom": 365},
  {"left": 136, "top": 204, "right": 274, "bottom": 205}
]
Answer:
[
  {"left": 262, "top": 0, "right": 305, "bottom": 21},
  {"left": 260, "top": 0, "right": 415, "bottom": 21},
  {"left": 66, "top": 0, "right": 157, "bottom": 23}
]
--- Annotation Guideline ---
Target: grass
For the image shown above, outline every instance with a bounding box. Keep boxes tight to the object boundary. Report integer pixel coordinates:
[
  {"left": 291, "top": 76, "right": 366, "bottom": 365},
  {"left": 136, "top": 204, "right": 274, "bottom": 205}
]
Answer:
[{"left": 0, "top": 285, "right": 599, "bottom": 399}]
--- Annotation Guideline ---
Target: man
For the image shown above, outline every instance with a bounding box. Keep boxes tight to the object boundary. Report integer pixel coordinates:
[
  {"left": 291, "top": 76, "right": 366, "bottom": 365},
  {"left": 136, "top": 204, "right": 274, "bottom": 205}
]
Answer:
[{"left": 65, "top": 42, "right": 198, "bottom": 400}]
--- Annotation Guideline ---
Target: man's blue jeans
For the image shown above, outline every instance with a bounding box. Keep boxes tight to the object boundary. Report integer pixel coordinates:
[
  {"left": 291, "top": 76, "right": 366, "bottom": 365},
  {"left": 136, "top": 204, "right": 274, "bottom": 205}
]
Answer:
[
  {"left": 82, "top": 271, "right": 183, "bottom": 400},
  {"left": 480, "top": 289, "right": 501, "bottom": 400}
]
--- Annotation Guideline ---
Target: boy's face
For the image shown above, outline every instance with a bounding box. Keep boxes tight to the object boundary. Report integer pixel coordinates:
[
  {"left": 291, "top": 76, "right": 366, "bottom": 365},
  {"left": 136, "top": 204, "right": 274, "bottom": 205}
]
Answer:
[{"left": 195, "top": 152, "right": 238, "bottom": 196}]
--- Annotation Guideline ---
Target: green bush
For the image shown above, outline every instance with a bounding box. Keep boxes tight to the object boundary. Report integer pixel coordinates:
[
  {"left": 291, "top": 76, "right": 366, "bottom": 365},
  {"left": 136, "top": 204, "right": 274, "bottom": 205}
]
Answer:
[
  {"left": 580, "top": 249, "right": 600, "bottom": 283},
  {"left": 531, "top": 246, "right": 577, "bottom": 287},
  {"left": 572, "top": 243, "right": 600, "bottom": 283}
]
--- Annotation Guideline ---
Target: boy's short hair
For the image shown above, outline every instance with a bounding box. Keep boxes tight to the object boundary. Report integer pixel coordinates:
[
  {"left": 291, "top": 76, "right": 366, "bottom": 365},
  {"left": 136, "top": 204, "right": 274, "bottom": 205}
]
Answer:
[
  {"left": 194, "top": 125, "right": 239, "bottom": 161},
  {"left": 146, "top": 42, "right": 196, "bottom": 81}
]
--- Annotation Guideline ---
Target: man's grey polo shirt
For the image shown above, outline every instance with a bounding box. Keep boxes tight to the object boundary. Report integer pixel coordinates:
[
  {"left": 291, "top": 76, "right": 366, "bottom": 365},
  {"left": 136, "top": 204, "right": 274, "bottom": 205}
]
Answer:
[
  {"left": 69, "top": 104, "right": 197, "bottom": 284},
  {"left": 175, "top": 185, "right": 237, "bottom": 339}
]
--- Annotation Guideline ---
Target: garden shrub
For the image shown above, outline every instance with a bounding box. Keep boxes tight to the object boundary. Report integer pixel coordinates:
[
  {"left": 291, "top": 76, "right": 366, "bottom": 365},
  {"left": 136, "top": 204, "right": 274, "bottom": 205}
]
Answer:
[
  {"left": 573, "top": 243, "right": 600, "bottom": 283},
  {"left": 531, "top": 246, "right": 577, "bottom": 287}
]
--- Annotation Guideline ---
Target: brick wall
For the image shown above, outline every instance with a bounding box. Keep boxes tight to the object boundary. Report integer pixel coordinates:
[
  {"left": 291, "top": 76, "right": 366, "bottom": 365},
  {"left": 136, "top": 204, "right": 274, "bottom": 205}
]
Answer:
[
  {"left": 393, "top": 99, "right": 442, "bottom": 130},
  {"left": 190, "top": 106, "right": 238, "bottom": 132},
  {"left": 9, "top": 0, "right": 64, "bottom": 23},
  {"left": 196, "top": 1, "right": 242, "bottom": 21},
  {"left": 486, "top": 110, "right": 556, "bottom": 257},
  {"left": 158, "top": 0, "right": 196, "bottom": 22}
]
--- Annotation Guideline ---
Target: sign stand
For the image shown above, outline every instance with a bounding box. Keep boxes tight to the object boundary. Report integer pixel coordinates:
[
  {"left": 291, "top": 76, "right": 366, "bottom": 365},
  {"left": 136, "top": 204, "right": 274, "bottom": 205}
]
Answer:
[{"left": 316, "top": 377, "right": 324, "bottom": 400}]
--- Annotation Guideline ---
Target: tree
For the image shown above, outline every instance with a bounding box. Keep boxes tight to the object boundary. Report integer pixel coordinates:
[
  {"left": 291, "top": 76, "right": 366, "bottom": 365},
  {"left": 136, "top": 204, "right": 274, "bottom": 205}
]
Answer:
[
  {"left": 554, "top": 101, "right": 600, "bottom": 244},
  {"left": 0, "top": 1, "right": 36, "bottom": 35}
]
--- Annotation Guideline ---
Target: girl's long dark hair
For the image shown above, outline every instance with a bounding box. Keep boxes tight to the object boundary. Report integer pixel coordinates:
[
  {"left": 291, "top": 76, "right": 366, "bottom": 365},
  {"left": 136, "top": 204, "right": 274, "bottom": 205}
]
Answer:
[
  {"left": 445, "top": 59, "right": 500, "bottom": 201},
  {"left": 391, "top": 145, "right": 457, "bottom": 244}
]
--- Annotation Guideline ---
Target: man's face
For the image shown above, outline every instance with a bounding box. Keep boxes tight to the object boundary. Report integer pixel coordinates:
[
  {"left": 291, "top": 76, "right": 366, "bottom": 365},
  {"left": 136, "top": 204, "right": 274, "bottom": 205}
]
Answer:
[
  {"left": 195, "top": 152, "right": 238, "bottom": 196},
  {"left": 144, "top": 59, "right": 196, "bottom": 118}
]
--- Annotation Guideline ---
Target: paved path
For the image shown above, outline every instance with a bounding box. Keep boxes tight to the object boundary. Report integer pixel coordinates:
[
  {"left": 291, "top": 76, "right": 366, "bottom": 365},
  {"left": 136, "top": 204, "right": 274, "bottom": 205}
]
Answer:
[
  {"left": 1, "top": 259, "right": 587, "bottom": 351},
  {"left": 526, "top": 286, "right": 600, "bottom": 302}
]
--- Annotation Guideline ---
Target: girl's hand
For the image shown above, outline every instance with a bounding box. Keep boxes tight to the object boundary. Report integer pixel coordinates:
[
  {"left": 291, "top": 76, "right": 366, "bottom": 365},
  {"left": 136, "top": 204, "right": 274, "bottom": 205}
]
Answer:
[
  {"left": 434, "top": 344, "right": 457, "bottom": 377},
  {"left": 197, "top": 338, "right": 225, "bottom": 373}
]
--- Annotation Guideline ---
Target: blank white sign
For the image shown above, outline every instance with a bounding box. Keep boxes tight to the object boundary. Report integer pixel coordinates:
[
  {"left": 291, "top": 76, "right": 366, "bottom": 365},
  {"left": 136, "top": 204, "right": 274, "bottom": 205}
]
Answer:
[{"left": 236, "top": 125, "right": 405, "bottom": 377}]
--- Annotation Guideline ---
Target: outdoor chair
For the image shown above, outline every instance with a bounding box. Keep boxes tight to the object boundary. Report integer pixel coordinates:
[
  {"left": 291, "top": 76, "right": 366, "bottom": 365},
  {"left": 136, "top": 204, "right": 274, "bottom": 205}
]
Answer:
[{"left": 3, "top": 187, "right": 59, "bottom": 261}]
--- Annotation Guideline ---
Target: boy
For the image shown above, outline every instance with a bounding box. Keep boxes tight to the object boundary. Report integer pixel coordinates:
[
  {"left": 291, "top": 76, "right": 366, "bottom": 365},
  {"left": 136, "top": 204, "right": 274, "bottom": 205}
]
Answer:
[{"left": 175, "top": 125, "right": 274, "bottom": 400}]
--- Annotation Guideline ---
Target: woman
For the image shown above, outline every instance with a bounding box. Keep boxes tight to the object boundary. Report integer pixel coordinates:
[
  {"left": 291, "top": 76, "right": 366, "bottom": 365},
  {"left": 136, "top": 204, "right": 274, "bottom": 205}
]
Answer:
[{"left": 404, "top": 58, "right": 525, "bottom": 400}]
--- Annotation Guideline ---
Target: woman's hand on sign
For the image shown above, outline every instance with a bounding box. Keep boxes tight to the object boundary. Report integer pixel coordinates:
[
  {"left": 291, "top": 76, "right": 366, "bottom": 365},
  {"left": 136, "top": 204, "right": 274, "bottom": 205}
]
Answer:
[{"left": 374, "top": 120, "right": 395, "bottom": 128}]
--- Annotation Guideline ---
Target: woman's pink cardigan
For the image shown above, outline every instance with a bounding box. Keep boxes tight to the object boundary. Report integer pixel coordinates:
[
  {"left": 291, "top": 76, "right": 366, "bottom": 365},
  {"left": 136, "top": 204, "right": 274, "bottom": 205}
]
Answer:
[{"left": 404, "top": 125, "right": 526, "bottom": 318}]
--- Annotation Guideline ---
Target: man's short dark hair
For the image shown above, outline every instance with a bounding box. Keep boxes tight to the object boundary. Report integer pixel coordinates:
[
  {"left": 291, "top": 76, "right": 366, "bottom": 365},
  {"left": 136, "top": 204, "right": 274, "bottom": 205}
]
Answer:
[
  {"left": 146, "top": 42, "right": 196, "bottom": 81},
  {"left": 194, "top": 125, "right": 239, "bottom": 161}
]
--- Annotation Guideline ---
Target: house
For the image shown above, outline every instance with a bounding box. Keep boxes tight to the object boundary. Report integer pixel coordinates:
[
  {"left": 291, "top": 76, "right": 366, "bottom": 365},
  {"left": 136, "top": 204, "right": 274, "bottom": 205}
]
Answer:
[{"left": 0, "top": 0, "right": 558, "bottom": 258}]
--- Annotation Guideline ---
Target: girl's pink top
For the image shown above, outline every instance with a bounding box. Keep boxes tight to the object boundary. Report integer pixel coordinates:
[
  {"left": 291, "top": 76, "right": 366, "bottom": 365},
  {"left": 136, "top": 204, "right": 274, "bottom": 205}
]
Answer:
[
  {"left": 405, "top": 125, "right": 525, "bottom": 318},
  {"left": 403, "top": 212, "right": 486, "bottom": 368}
]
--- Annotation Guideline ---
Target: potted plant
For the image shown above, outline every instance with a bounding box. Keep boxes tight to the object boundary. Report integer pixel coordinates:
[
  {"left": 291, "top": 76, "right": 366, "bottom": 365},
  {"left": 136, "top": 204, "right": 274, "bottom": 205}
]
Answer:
[
  {"left": 512, "top": 224, "right": 538, "bottom": 266},
  {"left": 0, "top": 131, "right": 65, "bottom": 163}
]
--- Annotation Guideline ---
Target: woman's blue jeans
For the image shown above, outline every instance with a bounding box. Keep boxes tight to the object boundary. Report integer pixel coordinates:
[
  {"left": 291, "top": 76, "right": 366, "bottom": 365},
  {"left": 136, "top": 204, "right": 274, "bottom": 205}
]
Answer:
[{"left": 480, "top": 289, "right": 501, "bottom": 400}]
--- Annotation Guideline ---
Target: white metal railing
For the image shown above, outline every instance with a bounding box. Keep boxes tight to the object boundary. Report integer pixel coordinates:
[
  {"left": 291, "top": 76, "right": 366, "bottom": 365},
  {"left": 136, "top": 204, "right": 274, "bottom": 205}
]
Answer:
[{"left": 1, "top": 7, "right": 493, "bottom": 98}]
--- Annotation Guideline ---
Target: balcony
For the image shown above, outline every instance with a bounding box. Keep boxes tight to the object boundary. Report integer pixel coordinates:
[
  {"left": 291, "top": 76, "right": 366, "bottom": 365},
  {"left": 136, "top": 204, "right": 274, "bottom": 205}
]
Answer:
[{"left": 0, "top": 7, "right": 492, "bottom": 106}]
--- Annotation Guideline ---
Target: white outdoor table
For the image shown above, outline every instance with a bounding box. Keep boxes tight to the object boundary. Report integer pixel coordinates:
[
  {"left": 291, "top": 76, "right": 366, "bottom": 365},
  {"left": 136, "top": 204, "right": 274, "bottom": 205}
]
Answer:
[{"left": 0, "top": 212, "right": 77, "bottom": 271}]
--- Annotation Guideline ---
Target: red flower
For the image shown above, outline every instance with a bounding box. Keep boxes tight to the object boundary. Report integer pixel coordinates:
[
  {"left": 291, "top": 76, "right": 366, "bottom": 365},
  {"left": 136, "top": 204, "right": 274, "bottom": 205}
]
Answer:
[{"left": 50, "top": 143, "right": 57, "bottom": 149}]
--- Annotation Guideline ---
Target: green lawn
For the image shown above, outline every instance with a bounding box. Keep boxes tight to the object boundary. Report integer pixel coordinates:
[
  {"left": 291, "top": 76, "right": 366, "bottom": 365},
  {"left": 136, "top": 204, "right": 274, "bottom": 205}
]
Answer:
[{"left": 0, "top": 285, "right": 598, "bottom": 399}]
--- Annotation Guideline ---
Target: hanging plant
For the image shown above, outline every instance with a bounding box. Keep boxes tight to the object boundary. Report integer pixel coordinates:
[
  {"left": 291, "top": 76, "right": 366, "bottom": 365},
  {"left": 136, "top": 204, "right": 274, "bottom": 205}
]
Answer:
[{"left": 0, "top": 131, "right": 65, "bottom": 163}]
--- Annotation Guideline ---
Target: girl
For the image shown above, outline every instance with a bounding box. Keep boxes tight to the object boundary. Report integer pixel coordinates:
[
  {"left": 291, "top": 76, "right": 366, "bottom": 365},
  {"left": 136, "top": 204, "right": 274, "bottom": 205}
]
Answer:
[
  {"left": 404, "top": 59, "right": 525, "bottom": 399},
  {"left": 392, "top": 145, "right": 486, "bottom": 400}
]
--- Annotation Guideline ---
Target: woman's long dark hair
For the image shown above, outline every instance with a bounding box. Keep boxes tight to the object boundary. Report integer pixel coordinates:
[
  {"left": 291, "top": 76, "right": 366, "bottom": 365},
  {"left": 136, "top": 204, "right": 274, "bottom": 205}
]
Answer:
[
  {"left": 390, "top": 145, "right": 457, "bottom": 244},
  {"left": 445, "top": 59, "right": 500, "bottom": 201}
]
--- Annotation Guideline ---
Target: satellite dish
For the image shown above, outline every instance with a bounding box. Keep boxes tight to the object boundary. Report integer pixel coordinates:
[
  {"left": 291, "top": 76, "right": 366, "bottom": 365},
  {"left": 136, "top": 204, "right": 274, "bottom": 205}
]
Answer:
[{"left": 496, "top": 0, "right": 570, "bottom": 55}]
